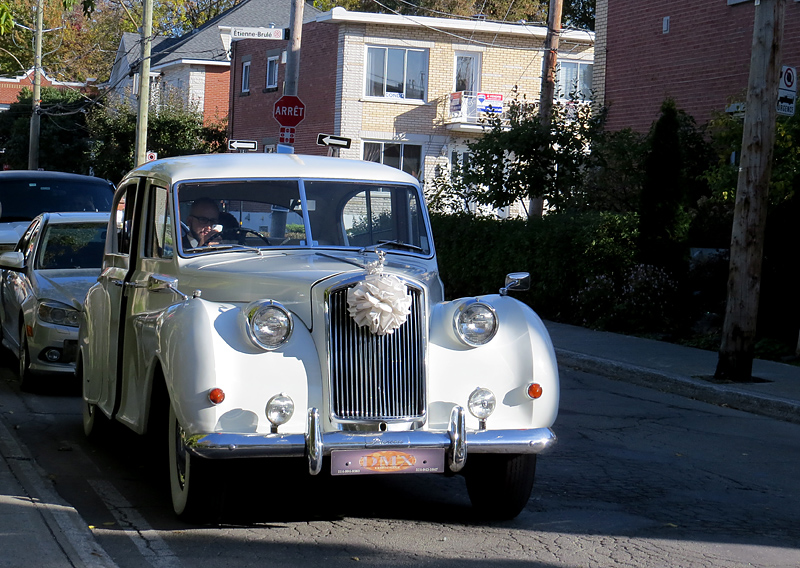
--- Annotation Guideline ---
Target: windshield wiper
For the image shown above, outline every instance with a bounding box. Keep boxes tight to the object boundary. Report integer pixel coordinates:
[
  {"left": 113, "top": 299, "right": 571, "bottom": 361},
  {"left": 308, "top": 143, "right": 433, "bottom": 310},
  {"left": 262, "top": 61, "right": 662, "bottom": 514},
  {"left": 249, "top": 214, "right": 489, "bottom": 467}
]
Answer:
[
  {"left": 185, "top": 244, "right": 263, "bottom": 255},
  {"left": 371, "top": 240, "right": 424, "bottom": 253}
]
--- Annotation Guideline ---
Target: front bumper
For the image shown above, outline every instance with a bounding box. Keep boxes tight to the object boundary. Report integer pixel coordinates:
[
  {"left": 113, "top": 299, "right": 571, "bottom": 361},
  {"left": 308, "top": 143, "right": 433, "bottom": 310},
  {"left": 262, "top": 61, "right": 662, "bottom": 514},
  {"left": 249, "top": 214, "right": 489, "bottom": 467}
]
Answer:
[{"left": 186, "top": 406, "right": 557, "bottom": 475}]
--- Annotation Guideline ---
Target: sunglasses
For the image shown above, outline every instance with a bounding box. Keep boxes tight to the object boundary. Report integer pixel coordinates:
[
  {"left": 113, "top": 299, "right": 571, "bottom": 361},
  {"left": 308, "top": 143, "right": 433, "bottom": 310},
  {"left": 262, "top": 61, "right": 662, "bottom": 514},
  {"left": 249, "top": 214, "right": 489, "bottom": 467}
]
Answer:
[{"left": 190, "top": 215, "right": 219, "bottom": 226}]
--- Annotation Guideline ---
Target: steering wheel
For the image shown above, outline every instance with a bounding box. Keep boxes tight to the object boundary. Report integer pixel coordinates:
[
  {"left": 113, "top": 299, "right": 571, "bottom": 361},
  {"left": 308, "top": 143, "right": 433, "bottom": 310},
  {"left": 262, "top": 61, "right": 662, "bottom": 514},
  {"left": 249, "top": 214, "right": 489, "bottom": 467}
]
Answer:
[{"left": 220, "top": 227, "right": 272, "bottom": 246}]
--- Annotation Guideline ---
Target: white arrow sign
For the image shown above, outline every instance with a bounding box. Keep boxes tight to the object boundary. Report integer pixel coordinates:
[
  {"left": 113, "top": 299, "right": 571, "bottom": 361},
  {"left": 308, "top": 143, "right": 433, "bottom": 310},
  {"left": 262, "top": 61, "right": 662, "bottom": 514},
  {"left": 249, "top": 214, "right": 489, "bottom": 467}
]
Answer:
[
  {"left": 317, "top": 134, "right": 351, "bottom": 149},
  {"left": 228, "top": 139, "right": 258, "bottom": 151}
]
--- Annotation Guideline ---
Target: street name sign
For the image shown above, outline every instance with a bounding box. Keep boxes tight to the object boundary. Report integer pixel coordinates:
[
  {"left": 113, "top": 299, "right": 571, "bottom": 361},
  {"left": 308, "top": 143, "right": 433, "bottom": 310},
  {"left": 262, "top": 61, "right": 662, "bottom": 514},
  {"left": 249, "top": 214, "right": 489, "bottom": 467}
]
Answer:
[
  {"left": 316, "top": 134, "right": 352, "bottom": 149},
  {"left": 231, "top": 27, "right": 287, "bottom": 40},
  {"left": 228, "top": 139, "right": 258, "bottom": 151}
]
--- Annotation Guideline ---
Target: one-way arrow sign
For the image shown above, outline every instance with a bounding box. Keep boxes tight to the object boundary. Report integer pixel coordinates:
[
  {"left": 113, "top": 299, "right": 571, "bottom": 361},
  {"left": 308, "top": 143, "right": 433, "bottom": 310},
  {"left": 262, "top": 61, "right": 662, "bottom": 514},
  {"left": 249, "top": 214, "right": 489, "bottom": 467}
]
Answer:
[
  {"left": 228, "top": 139, "right": 258, "bottom": 151},
  {"left": 316, "top": 134, "right": 351, "bottom": 149}
]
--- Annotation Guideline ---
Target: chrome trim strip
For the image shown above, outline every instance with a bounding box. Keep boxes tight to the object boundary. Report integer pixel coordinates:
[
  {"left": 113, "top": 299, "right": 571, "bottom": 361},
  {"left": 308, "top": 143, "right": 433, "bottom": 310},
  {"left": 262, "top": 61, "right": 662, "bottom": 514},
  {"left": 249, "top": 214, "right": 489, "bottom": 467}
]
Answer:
[
  {"left": 186, "top": 424, "right": 556, "bottom": 462},
  {"left": 306, "top": 407, "right": 323, "bottom": 475}
]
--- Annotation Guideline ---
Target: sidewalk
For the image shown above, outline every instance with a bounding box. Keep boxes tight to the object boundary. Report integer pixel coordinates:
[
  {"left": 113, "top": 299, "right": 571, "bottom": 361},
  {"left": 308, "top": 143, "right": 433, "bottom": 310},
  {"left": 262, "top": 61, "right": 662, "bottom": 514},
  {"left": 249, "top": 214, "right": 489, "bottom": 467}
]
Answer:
[
  {"left": 544, "top": 320, "right": 800, "bottom": 425},
  {"left": 1, "top": 322, "right": 799, "bottom": 567},
  {"left": 0, "top": 412, "right": 117, "bottom": 567}
]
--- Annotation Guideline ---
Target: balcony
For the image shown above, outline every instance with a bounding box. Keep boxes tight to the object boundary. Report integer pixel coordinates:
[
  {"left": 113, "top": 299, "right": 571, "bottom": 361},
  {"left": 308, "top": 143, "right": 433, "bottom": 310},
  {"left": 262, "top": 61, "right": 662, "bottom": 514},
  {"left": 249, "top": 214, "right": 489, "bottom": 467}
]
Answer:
[{"left": 445, "top": 92, "right": 506, "bottom": 133}]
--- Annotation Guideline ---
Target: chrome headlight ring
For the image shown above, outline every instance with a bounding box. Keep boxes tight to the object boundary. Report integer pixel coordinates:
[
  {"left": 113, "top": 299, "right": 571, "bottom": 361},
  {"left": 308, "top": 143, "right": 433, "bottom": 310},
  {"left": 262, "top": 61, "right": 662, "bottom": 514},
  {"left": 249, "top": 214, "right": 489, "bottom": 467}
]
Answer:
[
  {"left": 453, "top": 299, "right": 498, "bottom": 347},
  {"left": 241, "top": 299, "right": 293, "bottom": 351}
]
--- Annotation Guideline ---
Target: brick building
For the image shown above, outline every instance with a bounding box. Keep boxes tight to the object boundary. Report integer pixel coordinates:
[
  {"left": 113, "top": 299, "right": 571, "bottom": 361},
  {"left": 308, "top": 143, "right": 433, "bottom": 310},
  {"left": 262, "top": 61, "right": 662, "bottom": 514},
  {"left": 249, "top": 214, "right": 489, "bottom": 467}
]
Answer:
[
  {"left": 593, "top": 0, "right": 800, "bottom": 133},
  {"left": 228, "top": 7, "right": 595, "bottom": 198},
  {"left": 1, "top": 68, "right": 86, "bottom": 112}
]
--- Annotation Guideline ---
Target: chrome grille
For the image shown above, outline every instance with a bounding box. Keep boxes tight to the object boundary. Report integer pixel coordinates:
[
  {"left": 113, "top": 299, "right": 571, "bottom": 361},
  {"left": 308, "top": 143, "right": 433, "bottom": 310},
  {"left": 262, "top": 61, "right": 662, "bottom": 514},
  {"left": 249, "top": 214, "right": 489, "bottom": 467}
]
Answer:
[{"left": 328, "top": 284, "right": 426, "bottom": 421}]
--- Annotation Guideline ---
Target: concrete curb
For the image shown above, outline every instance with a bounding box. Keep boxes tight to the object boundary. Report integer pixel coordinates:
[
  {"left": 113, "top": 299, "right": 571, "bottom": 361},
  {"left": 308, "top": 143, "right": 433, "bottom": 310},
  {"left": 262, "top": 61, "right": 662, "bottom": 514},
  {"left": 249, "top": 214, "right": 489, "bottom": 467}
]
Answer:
[{"left": 555, "top": 348, "right": 800, "bottom": 426}]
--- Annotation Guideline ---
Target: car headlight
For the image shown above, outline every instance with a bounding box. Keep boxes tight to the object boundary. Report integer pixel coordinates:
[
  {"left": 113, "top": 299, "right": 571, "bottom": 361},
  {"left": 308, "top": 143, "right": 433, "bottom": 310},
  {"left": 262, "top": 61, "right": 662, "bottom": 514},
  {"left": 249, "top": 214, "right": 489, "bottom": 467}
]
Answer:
[
  {"left": 468, "top": 387, "right": 497, "bottom": 421},
  {"left": 241, "top": 299, "right": 293, "bottom": 350},
  {"left": 38, "top": 301, "right": 80, "bottom": 327},
  {"left": 453, "top": 300, "right": 498, "bottom": 346}
]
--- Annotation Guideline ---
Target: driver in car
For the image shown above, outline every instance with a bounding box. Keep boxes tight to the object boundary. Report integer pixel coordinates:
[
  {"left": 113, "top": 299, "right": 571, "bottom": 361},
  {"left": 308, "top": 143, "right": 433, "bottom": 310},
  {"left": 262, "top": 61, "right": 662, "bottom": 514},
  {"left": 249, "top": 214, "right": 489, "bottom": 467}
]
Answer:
[{"left": 184, "top": 198, "right": 222, "bottom": 248}]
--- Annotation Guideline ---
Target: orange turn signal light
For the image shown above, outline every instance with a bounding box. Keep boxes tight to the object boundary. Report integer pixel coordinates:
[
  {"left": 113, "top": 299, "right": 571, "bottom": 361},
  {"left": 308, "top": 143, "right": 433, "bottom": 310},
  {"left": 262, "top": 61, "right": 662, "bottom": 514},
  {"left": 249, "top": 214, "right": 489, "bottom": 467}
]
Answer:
[
  {"left": 527, "top": 383, "right": 543, "bottom": 399},
  {"left": 208, "top": 388, "right": 225, "bottom": 405}
]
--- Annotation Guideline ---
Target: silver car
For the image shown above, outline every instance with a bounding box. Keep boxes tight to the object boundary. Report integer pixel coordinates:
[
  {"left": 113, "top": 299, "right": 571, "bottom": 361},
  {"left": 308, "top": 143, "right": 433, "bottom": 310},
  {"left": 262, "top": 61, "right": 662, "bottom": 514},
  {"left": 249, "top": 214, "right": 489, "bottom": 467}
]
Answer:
[{"left": 0, "top": 212, "right": 108, "bottom": 388}]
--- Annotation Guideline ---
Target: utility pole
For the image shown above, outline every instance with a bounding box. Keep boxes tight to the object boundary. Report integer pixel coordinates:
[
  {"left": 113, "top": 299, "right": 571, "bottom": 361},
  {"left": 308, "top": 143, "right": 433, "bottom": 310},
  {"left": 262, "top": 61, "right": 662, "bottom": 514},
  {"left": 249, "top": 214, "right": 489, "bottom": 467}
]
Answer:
[
  {"left": 531, "top": 0, "right": 563, "bottom": 218},
  {"left": 715, "top": 0, "right": 786, "bottom": 382},
  {"left": 284, "top": 0, "right": 304, "bottom": 97},
  {"left": 134, "top": 0, "right": 154, "bottom": 166},
  {"left": 27, "top": 0, "right": 44, "bottom": 170}
]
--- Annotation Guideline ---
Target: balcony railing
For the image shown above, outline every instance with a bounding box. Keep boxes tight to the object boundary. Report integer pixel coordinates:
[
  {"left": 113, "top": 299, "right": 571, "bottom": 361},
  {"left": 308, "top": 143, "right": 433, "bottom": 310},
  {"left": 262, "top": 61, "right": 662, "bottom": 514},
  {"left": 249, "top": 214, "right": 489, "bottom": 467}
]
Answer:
[{"left": 446, "top": 92, "right": 505, "bottom": 126}]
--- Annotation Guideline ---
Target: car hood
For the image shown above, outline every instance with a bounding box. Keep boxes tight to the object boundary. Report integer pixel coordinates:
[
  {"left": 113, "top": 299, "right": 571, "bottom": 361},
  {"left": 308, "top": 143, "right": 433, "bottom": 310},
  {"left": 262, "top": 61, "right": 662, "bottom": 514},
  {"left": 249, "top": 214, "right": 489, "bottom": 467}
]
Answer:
[
  {"left": 33, "top": 270, "right": 101, "bottom": 310},
  {"left": 179, "top": 250, "right": 442, "bottom": 328}
]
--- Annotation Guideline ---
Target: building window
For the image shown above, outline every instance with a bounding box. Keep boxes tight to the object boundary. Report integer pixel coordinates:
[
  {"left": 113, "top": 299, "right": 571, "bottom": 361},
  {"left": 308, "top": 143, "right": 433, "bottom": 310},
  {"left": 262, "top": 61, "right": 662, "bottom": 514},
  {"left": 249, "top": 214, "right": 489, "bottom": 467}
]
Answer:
[
  {"left": 266, "top": 55, "right": 279, "bottom": 89},
  {"left": 454, "top": 52, "right": 481, "bottom": 94},
  {"left": 242, "top": 61, "right": 251, "bottom": 93},
  {"left": 364, "top": 142, "right": 422, "bottom": 178},
  {"left": 365, "top": 46, "right": 428, "bottom": 101},
  {"left": 557, "top": 61, "right": 593, "bottom": 100}
]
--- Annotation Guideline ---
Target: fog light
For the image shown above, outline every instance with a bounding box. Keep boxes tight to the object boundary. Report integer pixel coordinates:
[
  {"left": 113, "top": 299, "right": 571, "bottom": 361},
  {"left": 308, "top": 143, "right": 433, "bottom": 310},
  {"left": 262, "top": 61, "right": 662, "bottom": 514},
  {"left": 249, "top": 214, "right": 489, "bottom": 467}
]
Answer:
[
  {"left": 468, "top": 387, "right": 496, "bottom": 425},
  {"left": 44, "top": 348, "right": 61, "bottom": 362},
  {"left": 527, "top": 383, "right": 543, "bottom": 399},
  {"left": 266, "top": 393, "right": 294, "bottom": 427},
  {"left": 208, "top": 388, "right": 225, "bottom": 405}
]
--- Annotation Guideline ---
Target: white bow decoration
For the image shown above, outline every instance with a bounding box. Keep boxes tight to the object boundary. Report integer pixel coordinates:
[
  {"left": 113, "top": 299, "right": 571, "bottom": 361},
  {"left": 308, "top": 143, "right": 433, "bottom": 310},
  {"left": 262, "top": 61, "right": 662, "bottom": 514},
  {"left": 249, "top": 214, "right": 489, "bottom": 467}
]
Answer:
[{"left": 346, "top": 253, "right": 412, "bottom": 335}]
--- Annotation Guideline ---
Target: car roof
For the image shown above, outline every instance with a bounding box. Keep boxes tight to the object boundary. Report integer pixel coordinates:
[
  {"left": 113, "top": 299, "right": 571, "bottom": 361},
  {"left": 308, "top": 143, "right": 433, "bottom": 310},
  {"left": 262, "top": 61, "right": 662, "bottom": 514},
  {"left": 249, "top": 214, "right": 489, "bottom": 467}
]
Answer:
[
  {"left": 120, "top": 153, "right": 421, "bottom": 187},
  {"left": 0, "top": 170, "right": 112, "bottom": 185},
  {"left": 40, "top": 212, "right": 111, "bottom": 225}
]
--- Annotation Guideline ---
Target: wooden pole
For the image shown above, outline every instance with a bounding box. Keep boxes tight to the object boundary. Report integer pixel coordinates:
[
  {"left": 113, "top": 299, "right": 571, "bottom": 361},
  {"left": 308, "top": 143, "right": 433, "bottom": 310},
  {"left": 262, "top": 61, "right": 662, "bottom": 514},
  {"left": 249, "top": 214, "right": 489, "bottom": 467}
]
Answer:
[
  {"left": 27, "top": 0, "right": 43, "bottom": 170},
  {"left": 134, "top": 0, "right": 153, "bottom": 166},
  {"left": 532, "top": 0, "right": 563, "bottom": 217},
  {"left": 715, "top": 0, "right": 786, "bottom": 382}
]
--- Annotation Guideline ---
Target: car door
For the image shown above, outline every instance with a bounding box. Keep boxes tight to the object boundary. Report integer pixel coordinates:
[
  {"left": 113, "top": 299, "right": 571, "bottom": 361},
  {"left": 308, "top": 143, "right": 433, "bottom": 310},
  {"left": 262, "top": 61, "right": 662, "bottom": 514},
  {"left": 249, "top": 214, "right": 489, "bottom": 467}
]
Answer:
[
  {"left": 115, "top": 181, "right": 180, "bottom": 432},
  {"left": 1, "top": 219, "right": 41, "bottom": 350},
  {"left": 84, "top": 181, "right": 141, "bottom": 413}
]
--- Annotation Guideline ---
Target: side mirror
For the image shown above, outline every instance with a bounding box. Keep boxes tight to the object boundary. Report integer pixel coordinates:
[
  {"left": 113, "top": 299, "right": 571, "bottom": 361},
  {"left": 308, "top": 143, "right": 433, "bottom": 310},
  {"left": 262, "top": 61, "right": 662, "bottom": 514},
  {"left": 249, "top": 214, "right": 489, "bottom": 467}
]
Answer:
[
  {"left": 500, "top": 272, "right": 530, "bottom": 296},
  {"left": 0, "top": 251, "right": 25, "bottom": 270},
  {"left": 147, "top": 273, "right": 188, "bottom": 301}
]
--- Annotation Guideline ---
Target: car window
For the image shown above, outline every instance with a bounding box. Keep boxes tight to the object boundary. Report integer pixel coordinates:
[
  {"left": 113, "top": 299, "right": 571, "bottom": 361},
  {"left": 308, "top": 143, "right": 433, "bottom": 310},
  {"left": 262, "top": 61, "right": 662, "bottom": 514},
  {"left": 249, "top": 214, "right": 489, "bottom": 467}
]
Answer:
[
  {"left": 305, "top": 181, "right": 430, "bottom": 253},
  {"left": 174, "top": 179, "right": 430, "bottom": 255},
  {"left": 113, "top": 184, "right": 136, "bottom": 255},
  {"left": 35, "top": 223, "right": 107, "bottom": 269},
  {"left": 146, "top": 185, "right": 174, "bottom": 259},
  {"left": 0, "top": 178, "right": 113, "bottom": 222},
  {"left": 177, "top": 180, "right": 304, "bottom": 254}
]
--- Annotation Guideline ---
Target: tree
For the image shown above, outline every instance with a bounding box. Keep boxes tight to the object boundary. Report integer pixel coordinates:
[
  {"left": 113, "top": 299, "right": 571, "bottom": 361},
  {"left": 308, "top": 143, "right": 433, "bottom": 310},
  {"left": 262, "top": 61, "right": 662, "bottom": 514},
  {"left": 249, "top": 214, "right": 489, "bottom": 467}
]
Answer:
[
  {"left": 86, "top": 94, "right": 226, "bottom": 183},
  {"left": 0, "top": 87, "right": 94, "bottom": 172},
  {"left": 434, "top": 93, "right": 600, "bottom": 215}
]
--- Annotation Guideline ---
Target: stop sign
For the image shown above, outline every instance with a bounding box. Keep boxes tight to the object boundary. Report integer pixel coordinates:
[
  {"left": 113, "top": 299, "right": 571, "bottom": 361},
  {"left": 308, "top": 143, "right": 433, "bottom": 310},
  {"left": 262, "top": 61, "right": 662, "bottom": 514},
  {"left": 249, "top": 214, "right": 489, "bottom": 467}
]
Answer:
[{"left": 274, "top": 95, "right": 306, "bottom": 127}]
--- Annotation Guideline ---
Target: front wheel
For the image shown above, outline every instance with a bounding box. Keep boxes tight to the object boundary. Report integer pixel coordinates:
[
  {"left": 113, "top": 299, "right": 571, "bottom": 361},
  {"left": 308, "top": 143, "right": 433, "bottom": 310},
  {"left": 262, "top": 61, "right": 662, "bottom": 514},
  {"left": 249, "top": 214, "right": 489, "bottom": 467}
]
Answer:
[
  {"left": 18, "top": 332, "right": 33, "bottom": 391},
  {"left": 464, "top": 454, "right": 537, "bottom": 520},
  {"left": 168, "top": 403, "right": 222, "bottom": 523}
]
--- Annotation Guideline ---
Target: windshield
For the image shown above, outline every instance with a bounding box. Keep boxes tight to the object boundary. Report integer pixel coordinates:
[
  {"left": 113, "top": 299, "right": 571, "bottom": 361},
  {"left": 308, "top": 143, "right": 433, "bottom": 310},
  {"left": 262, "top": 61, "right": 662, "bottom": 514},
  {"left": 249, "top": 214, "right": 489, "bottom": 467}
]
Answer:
[
  {"left": 36, "top": 222, "right": 107, "bottom": 270},
  {"left": 0, "top": 178, "right": 113, "bottom": 222},
  {"left": 176, "top": 179, "right": 431, "bottom": 255}
]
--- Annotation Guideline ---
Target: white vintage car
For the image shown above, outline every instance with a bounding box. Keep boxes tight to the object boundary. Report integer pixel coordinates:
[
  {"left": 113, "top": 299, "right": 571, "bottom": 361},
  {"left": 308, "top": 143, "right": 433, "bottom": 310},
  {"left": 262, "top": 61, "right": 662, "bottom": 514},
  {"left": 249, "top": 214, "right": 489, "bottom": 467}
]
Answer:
[{"left": 79, "top": 153, "right": 559, "bottom": 522}]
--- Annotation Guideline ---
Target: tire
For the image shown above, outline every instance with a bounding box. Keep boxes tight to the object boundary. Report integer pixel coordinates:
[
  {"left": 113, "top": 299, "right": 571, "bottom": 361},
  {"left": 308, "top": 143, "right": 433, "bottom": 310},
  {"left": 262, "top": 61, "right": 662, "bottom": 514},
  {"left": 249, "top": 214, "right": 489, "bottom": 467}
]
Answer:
[
  {"left": 168, "top": 403, "right": 222, "bottom": 523},
  {"left": 18, "top": 332, "right": 33, "bottom": 391},
  {"left": 464, "top": 454, "right": 537, "bottom": 521}
]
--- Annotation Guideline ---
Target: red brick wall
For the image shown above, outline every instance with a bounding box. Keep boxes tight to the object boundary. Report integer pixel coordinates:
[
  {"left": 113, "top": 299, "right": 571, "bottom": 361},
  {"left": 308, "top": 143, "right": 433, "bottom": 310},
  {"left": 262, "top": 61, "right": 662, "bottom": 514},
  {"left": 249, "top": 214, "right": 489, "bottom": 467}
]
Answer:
[
  {"left": 203, "top": 67, "right": 230, "bottom": 125},
  {"left": 228, "top": 21, "right": 338, "bottom": 155},
  {"left": 604, "top": 1, "right": 800, "bottom": 133}
]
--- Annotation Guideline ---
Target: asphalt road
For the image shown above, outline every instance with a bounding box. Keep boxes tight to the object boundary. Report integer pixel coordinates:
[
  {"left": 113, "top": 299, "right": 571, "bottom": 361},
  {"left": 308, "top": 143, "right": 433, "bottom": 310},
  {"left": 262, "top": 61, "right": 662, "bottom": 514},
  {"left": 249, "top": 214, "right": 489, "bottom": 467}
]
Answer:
[{"left": 1, "top": 360, "right": 799, "bottom": 568}]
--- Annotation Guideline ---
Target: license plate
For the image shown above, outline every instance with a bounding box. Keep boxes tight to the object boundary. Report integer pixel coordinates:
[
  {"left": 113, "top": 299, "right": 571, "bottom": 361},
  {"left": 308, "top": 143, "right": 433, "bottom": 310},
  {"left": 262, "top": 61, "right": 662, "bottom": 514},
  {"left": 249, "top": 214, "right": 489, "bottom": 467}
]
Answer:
[{"left": 331, "top": 448, "right": 445, "bottom": 476}]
